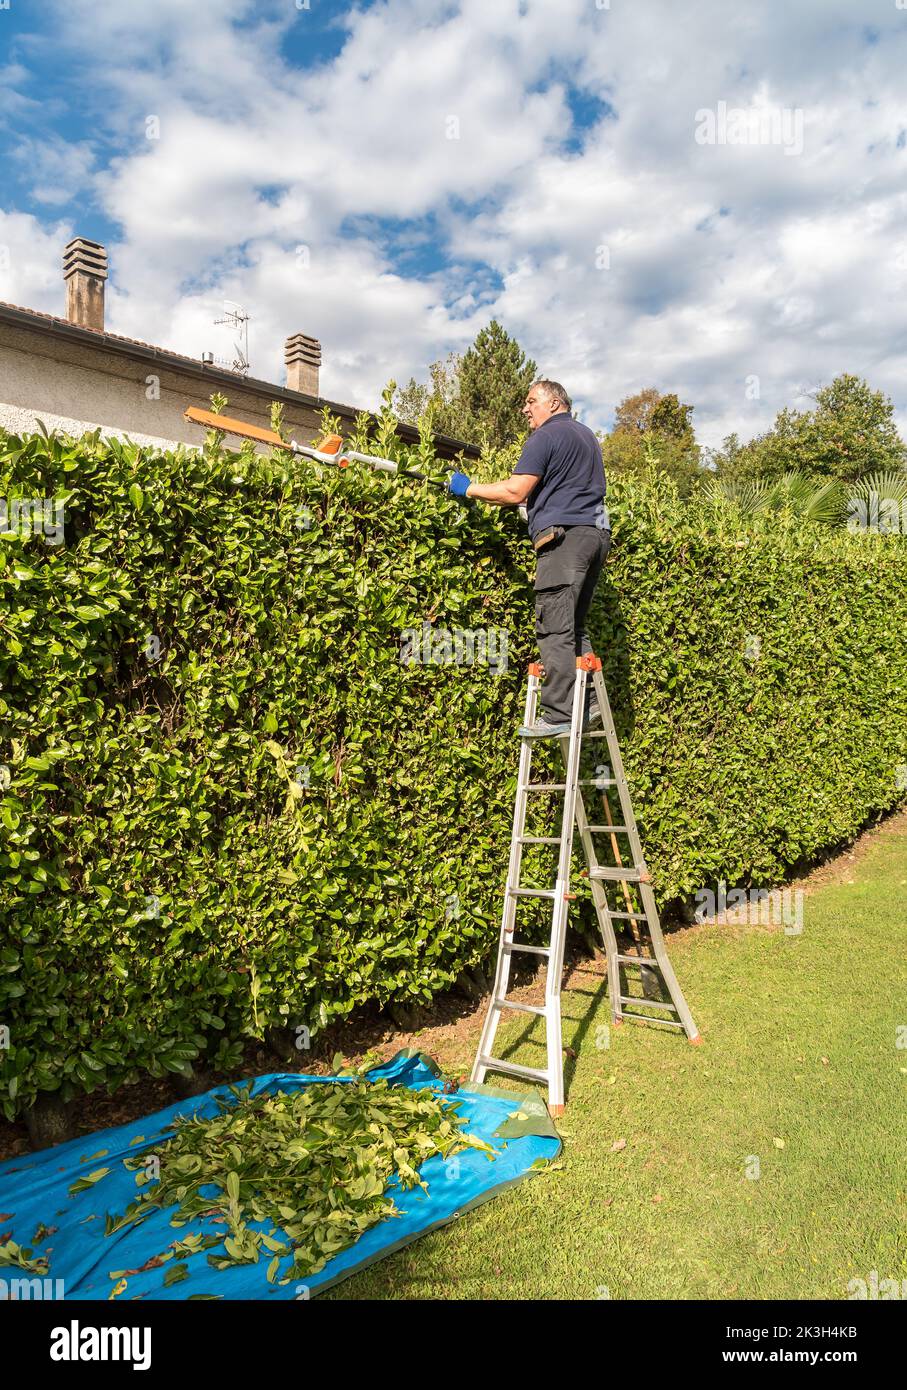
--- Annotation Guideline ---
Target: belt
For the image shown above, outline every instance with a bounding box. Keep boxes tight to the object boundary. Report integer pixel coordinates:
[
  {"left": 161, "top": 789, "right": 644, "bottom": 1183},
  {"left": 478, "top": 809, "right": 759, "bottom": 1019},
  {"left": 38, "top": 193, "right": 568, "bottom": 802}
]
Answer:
[{"left": 532, "top": 522, "right": 608, "bottom": 551}]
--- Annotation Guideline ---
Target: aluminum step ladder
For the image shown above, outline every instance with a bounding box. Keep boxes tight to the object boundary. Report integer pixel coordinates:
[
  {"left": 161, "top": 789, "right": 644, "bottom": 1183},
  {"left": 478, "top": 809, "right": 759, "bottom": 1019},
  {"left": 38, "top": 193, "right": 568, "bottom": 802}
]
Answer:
[{"left": 470, "top": 653, "right": 700, "bottom": 1116}]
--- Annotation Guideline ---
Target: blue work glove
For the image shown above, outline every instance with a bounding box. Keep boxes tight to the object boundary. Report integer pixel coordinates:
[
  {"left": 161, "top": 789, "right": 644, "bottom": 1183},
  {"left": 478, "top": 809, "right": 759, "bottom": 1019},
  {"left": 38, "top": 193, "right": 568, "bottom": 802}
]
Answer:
[{"left": 447, "top": 470, "right": 472, "bottom": 500}]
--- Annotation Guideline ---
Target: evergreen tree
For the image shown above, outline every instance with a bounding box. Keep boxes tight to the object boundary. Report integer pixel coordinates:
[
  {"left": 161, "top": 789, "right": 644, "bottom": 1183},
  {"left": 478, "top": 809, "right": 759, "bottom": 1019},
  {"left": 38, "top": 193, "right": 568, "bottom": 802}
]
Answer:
[
  {"left": 450, "top": 320, "right": 537, "bottom": 448},
  {"left": 394, "top": 323, "right": 536, "bottom": 448}
]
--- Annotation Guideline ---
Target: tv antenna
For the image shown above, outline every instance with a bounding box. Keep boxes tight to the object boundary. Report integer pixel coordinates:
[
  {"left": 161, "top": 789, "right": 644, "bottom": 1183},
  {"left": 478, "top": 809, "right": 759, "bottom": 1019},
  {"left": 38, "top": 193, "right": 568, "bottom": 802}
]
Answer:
[{"left": 212, "top": 300, "right": 251, "bottom": 375}]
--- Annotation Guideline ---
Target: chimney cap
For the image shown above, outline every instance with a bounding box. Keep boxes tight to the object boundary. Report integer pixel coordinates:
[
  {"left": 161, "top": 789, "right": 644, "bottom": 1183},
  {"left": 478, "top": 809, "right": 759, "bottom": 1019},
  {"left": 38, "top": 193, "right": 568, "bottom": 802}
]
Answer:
[
  {"left": 63, "top": 237, "right": 108, "bottom": 281},
  {"left": 285, "top": 332, "right": 321, "bottom": 365}
]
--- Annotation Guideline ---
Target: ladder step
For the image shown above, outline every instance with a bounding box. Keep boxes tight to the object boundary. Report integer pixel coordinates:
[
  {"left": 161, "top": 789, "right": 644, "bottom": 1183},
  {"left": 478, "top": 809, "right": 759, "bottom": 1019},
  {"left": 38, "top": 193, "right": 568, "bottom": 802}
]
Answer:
[
  {"left": 504, "top": 942, "right": 551, "bottom": 956},
  {"left": 609, "top": 911, "right": 648, "bottom": 922},
  {"left": 477, "top": 1056, "right": 549, "bottom": 1084},
  {"left": 525, "top": 780, "right": 617, "bottom": 792},
  {"left": 616, "top": 954, "right": 660, "bottom": 968},
  {"left": 495, "top": 998, "right": 547, "bottom": 1017},
  {"left": 508, "top": 887, "right": 557, "bottom": 899},
  {"left": 617, "top": 994, "right": 677, "bottom": 1012},
  {"left": 618, "top": 1010, "right": 685, "bottom": 1031},
  {"left": 516, "top": 835, "right": 563, "bottom": 844},
  {"left": 590, "top": 866, "right": 645, "bottom": 882},
  {"left": 588, "top": 824, "right": 629, "bottom": 833}
]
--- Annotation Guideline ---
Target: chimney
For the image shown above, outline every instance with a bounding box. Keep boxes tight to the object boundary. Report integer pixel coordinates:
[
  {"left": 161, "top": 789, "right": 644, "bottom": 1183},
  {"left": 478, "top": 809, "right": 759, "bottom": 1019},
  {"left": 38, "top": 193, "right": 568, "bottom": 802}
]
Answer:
[
  {"left": 285, "top": 332, "right": 321, "bottom": 397},
  {"left": 63, "top": 237, "right": 108, "bottom": 332}
]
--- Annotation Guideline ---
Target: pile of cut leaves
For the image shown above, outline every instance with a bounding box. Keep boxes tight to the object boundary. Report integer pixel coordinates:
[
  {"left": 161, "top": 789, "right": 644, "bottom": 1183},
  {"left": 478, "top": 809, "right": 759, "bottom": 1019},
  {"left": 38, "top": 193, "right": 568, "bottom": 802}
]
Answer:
[{"left": 105, "top": 1078, "right": 495, "bottom": 1290}]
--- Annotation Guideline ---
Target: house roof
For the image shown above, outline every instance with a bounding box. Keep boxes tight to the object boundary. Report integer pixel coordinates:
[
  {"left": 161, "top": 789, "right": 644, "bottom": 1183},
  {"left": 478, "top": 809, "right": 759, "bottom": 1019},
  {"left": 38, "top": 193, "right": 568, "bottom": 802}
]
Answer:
[{"left": 0, "top": 300, "right": 480, "bottom": 461}]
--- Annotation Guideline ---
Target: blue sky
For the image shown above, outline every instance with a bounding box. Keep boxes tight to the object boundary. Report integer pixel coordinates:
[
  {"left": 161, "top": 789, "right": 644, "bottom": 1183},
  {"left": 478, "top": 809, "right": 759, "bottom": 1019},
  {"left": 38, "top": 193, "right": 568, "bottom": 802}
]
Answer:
[
  {"left": 1, "top": 1, "right": 365, "bottom": 246},
  {"left": 2, "top": 0, "right": 907, "bottom": 444}
]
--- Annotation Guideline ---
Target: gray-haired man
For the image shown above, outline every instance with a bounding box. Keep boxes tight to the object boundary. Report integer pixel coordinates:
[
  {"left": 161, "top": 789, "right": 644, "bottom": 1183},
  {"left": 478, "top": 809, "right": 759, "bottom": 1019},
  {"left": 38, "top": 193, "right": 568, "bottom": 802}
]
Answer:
[{"left": 447, "top": 379, "right": 611, "bottom": 736}]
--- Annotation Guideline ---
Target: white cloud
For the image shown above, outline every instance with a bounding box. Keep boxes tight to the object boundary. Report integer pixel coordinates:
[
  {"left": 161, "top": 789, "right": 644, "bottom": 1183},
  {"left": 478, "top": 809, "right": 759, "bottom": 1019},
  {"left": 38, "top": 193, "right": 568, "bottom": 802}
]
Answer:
[
  {"left": 0, "top": 210, "right": 74, "bottom": 312},
  {"left": 5, "top": 0, "right": 907, "bottom": 445},
  {"left": 13, "top": 136, "right": 96, "bottom": 206}
]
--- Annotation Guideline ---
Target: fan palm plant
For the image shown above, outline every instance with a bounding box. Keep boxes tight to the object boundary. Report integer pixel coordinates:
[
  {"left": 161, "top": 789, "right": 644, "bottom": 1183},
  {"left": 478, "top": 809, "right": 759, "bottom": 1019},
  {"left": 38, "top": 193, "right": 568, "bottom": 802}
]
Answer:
[{"left": 701, "top": 470, "right": 845, "bottom": 524}]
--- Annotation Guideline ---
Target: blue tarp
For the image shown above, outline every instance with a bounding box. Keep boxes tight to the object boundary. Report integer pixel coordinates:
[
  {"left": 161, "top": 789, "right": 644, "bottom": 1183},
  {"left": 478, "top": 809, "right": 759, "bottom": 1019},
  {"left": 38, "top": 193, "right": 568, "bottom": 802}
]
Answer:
[{"left": 0, "top": 1051, "right": 560, "bottom": 1300}]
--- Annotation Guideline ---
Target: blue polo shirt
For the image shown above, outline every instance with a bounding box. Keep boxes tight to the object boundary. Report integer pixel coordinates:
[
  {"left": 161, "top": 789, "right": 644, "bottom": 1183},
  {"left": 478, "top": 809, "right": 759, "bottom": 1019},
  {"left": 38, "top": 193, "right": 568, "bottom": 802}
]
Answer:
[{"left": 514, "top": 413, "right": 609, "bottom": 540}]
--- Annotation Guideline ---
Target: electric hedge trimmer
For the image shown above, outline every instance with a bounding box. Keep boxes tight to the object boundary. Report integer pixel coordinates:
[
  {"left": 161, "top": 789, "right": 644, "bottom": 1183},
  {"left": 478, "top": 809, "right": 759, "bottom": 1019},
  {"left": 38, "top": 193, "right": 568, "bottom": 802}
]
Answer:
[{"left": 183, "top": 405, "right": 454, "bottom": 491}]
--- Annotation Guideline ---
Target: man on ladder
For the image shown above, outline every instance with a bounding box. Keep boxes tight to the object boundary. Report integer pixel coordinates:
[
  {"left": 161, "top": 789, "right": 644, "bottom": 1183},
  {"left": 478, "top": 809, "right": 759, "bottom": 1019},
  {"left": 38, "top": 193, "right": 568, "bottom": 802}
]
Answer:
[
  {"left": 448, "top": 378, "right": 699, "bottom": 1116},
  {"left": 447, "top": 378, "right": 611, "bottom": 736}
]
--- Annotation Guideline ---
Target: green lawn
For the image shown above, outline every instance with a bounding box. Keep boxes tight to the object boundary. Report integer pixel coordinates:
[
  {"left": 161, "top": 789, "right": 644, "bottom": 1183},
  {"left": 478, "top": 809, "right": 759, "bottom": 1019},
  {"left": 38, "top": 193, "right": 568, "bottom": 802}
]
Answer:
[{"left": 327, "top": 814, "right": 907, "bottom": 1299}]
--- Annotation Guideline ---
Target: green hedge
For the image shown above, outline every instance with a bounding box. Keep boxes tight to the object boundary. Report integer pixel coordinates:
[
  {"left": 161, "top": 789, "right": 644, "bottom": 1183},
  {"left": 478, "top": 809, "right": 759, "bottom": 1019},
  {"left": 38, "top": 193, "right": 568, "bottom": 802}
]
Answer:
[
  {"left": 597, "top": 480, "right": 907, "bottom": 895},
  {"left": 1, "top": 430, "right": 905, "bottom": 1117}
]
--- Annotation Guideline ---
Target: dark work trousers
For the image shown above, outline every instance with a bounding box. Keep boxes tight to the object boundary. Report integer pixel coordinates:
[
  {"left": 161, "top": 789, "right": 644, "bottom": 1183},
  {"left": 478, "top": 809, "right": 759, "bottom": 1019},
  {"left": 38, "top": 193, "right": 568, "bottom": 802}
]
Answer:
[{"left": 534, "top": 526, "right": 612, "bottom": 723}]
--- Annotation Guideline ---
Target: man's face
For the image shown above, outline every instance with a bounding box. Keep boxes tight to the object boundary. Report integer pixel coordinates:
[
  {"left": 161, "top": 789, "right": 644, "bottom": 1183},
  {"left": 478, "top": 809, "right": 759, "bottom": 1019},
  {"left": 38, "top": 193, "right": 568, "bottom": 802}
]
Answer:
[{"left": 523, "top": 387, "right": 556, "bottom": 431}]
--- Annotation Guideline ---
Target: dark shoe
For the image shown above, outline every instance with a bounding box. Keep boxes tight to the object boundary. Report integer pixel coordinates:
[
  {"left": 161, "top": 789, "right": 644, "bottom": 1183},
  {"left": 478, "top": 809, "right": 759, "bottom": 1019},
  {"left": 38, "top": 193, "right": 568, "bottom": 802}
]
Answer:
[
  {"left": 583, "top": 704, "right": 603, "bottom": 731},
  {"left": 518, "top": 718, "right": 572, "bottom": 738}
]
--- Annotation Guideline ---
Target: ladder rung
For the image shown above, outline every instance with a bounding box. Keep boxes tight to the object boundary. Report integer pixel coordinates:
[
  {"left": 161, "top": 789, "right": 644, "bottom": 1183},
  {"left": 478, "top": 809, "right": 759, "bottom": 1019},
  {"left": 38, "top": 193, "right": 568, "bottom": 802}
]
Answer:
[
  {"left": 524, "top": 780, "right": 617, "bottom": 792},
  {"left": 617, "top": 994, "right": 676, "bottom": 1012},
  {"left": 495, "top": 998, "right": 547, "bottom": 1017},
  {"left": 516, "top": 835, "right": 563, "bottom": 844},
  {"left": 508, "top": 887, "right": 557, "bottom": 899},
  {"left": 609, "top": 911, "right": 648, "bottom": 922},
  {"left": 618, "top": 1010, "right": 685, "bottom": 1031},
  {"left": 504, "top": 942, "right": 551, "bottom": 956},
  {"left": 588, "top": 824, "right": 629, "bottom": 833},
  {"left": 616, "top": 954, "right": 659, "bottom": 968},
  {"left": 477, "top": 1056, "right": 549, "bottom": 1084},
  {"left": 590, "top": 866, "right": 645, "bottom": 882},
  {"left": 584, "top": 730, "right": 609, "bottom": 738}
]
